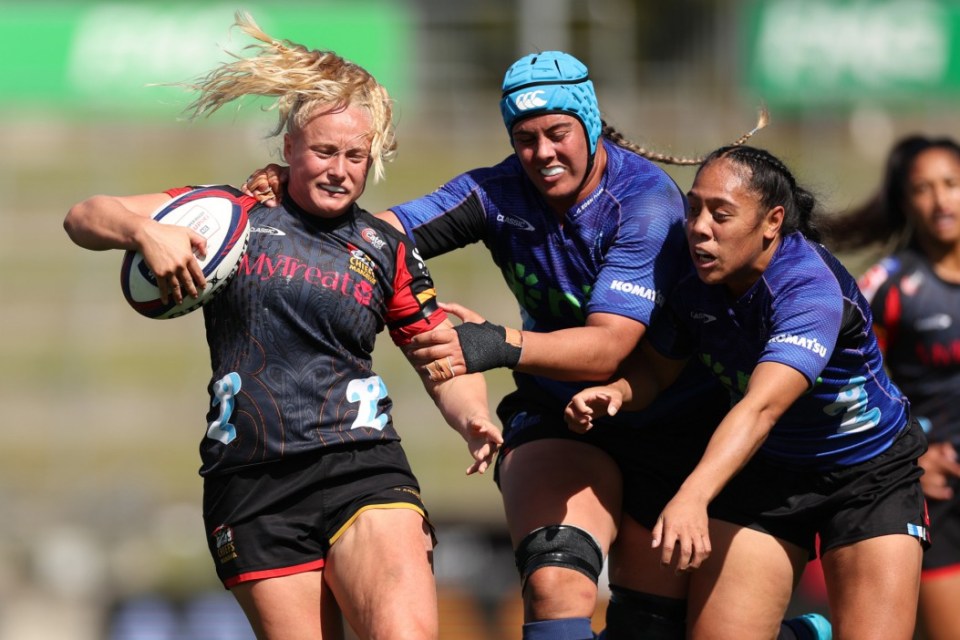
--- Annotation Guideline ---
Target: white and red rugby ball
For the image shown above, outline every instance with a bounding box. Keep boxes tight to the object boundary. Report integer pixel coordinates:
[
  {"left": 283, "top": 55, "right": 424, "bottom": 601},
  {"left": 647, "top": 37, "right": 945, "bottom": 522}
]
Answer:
[{"left": 120, "top": 185, "right": 252, "bottom": 319}]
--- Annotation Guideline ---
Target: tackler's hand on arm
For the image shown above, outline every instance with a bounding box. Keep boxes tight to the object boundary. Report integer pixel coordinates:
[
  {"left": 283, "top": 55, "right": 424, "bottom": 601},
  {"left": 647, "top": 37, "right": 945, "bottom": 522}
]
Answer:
[
  {"left": 408, "top": 301, "right": 523, "bottom": 381},
  {"left": 241, "top": 163, "right": 289, "bottom": 207},
  {"left": 407, "top": 326, "right": 463, "bottom": 379},
  {"left": 564, "top": 384, "right": 626, "bottom": 434}
]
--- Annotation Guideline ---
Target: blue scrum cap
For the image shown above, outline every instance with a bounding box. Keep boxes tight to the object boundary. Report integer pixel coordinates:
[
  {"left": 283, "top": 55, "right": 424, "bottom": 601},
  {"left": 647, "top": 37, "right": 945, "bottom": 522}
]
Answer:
[{"left": 499, "top": 51, "right": 602, "bottom": 156}]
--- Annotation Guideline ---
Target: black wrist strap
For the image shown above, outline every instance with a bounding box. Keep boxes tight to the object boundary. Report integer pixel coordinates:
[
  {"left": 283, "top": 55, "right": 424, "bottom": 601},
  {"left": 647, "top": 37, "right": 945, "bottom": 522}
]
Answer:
[{"left": 454, "top": 321, "right": 522, "bottom": 372}]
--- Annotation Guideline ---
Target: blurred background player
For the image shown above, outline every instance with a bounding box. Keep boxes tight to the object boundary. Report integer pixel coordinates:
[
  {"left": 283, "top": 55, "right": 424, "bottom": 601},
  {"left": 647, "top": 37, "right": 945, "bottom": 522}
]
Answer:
[{"left": 829, "top": 134, "right": 960, "bottom": 640}]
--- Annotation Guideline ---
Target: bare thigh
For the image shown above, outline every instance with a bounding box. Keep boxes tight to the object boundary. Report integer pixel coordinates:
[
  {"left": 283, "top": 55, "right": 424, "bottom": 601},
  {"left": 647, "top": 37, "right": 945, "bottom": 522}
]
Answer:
[
  {"left": 325, "top": 507, "right": 438, "bottom": 640},
  {"left": 231, "top": 570, "right": 344, "bottom": 640},
  {"left": 608, "top": 515, "right": 691, "bottom": 599},
  {"left": 687, "top": 520, "right": 807, "bottom": 640},
  {"left": 821, "top": 534, "right": 922, "bottom": 640},
  {"left": 498, "top": 439, "right": 622, "bottom": 619}
]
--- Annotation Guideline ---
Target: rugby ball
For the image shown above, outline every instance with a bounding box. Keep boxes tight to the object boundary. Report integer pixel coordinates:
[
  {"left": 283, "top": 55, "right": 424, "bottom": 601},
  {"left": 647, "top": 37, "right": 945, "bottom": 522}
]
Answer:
[{"left": 120, "top": 185, "right": 252, "bottom": 319}]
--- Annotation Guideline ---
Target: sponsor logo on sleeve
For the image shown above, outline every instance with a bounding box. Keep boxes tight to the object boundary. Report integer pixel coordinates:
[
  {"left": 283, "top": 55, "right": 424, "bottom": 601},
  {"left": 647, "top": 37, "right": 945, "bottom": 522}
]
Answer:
[
  {"left": 609, "top": 280, "right": 664, "bottom": 306},
  {"left": 768, "top": 333, "right": 828, "bottom": 358}
]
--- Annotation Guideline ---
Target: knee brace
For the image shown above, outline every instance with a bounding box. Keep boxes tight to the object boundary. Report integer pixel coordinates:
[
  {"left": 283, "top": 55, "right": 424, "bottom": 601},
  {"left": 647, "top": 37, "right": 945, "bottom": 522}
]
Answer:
[
  {"left": 604, "top": 585, "right": 686, "bottom": 640},
  {"left": 514, "top": 524, "right": 605, "bottom": 587}
]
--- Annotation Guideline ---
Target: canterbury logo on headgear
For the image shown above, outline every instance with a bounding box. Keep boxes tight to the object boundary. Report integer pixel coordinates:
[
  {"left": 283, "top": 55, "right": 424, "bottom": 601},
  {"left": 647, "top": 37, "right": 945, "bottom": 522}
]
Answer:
[{"left": 514, "top": 90, "right": 547, "bottom": 110}]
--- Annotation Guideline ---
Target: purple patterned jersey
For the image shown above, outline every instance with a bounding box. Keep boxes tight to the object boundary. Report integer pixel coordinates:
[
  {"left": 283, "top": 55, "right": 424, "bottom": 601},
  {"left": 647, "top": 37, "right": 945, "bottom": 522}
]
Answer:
[
  {"left": 649, "top": 233, "right": 910, "bottom": 469},
  {"left": 390, "top": 141, "right": 706, "bottom": 411}
]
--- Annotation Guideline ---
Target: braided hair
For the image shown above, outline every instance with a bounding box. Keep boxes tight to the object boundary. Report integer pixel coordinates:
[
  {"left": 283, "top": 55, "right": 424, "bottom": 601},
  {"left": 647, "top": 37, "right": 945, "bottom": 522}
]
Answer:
[
  {"left": 604, "top": 106, "right": 770, "bottom": 166},
  {"left": 699, "top": 145, "right": 821, "bottom": 242}
]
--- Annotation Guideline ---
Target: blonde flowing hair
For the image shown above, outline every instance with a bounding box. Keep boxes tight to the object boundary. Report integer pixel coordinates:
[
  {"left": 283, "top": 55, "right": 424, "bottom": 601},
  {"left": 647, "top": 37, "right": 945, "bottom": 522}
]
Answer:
[{"left": 181, "top": 11, "right": 396, "bottom": 182}]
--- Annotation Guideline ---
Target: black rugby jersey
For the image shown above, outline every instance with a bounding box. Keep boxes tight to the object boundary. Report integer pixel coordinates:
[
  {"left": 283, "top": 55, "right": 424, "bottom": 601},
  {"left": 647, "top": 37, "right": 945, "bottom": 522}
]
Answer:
[
  {"left": 166, "top": 186, "right": 447, "bottom": 476},
  {"left": 860, "top": 248, "right": 960, "bottom": 444}
]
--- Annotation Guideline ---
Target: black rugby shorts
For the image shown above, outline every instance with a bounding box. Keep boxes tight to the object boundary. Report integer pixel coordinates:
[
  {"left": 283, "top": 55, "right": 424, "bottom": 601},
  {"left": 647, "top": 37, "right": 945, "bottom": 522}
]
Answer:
[
  {"left": 494, "top": 376, "right": 729, "bottom": 530},
  {"left": 202, "top": 440, "right": 431, "bottom": 587},
  {"left": 709, "top": 418, "right": 930, "bottom": 558}
]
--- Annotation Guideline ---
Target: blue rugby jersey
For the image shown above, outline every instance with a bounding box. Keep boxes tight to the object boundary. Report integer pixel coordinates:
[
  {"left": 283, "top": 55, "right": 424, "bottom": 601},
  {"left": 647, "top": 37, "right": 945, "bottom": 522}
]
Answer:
[
  {"left": 648, "top": 232, "right": 910, "bottom": 469},
  {"left": 390, "top": 141, "right": 710, "bottom": 415},
  {"left": 859, "top": 249, "right": 960, "bottom": 444},
  {"left": 166, "top": 187, "right": 448, "bottom": 476}
]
